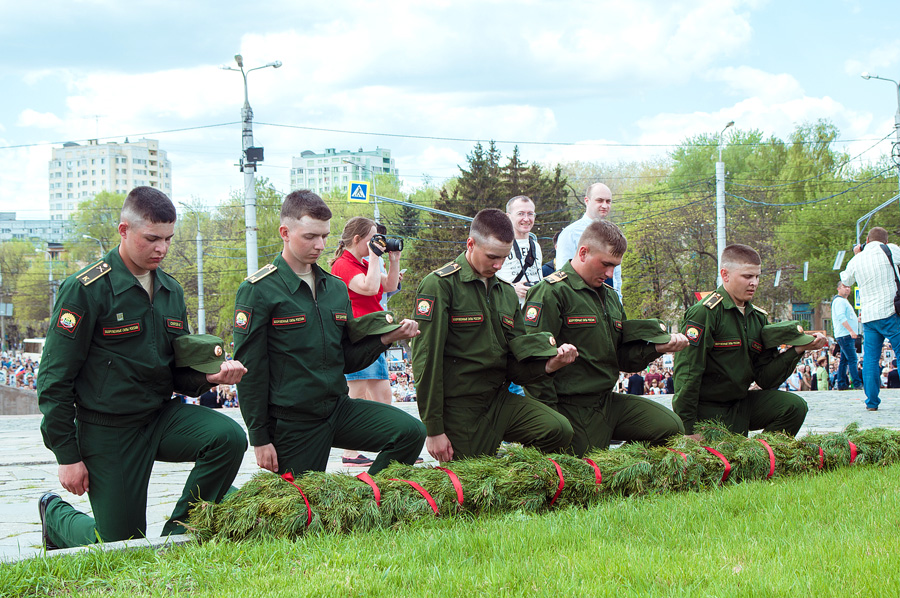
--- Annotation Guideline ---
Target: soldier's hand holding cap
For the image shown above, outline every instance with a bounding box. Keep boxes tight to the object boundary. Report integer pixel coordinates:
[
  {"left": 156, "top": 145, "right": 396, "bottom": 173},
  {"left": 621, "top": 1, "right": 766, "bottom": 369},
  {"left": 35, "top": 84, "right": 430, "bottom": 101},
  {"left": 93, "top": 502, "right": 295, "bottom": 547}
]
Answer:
[
  {"left": 545, "top": 343, "right": 578, "bottom": 373},
  {"left": 655, "top": 333, "right": 689, "bottom": 354},
  {"left": 381, "top": 318, "right": 420, "bottom": 345},
  {"left": 793, "top": 332, "right": 827, "bottom": 354},
  {"left": 208, "top": 359, "right": 248, "bottom": 385}
]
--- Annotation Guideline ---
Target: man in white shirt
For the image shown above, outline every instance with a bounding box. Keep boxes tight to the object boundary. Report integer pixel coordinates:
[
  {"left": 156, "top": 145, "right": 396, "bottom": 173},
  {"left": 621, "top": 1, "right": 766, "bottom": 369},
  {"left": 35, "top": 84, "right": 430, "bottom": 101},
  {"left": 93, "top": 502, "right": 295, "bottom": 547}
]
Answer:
[
  {"left": 496, "top": 195, "right": 543, "bottom": 307},
  {"left": 840, "top": 226, "right": 900, "bottom": 411},
  {"left": 831, "top": 281, "right": 862, "bottom": 390},
  {"left": 554, "top": 183, "right": 622, "bottom": 298}
]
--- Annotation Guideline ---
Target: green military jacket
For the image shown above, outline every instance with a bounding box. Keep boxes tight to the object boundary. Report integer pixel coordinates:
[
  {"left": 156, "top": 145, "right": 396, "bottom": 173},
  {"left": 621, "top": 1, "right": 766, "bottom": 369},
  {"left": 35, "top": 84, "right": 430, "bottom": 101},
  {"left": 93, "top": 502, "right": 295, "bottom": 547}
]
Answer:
[
  {"left": 233, "top": 254, "right": 387, "bottom": 446},
  {"left": 38, "top": 247, "right": 208, "bottom": 465},
  {"left": 672, "top": 286, "right": 802, "bottom": 433},
  {"left": 523, "top": 261, "right": 661, "bottom": 405},
  {"left": 411, "top": 253, "right": 550, "bottom": 436}
]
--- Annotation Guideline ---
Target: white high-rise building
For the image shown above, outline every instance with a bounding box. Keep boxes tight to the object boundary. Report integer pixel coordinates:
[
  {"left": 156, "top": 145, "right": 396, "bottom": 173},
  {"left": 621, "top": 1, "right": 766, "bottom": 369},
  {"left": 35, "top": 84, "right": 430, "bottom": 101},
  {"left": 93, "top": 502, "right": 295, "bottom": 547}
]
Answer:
[
  {"left": 290, "top": 147, "right": 397, "bottom": 196},
  {"left": 48, "top": 138, "right": 172, "bottom": 220}
]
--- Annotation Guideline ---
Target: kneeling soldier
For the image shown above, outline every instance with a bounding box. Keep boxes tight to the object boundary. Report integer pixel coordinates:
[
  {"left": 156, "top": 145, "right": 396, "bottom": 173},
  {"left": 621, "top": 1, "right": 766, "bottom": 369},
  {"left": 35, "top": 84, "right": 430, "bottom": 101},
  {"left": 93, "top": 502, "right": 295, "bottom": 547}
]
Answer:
[
  {"left": 233, "top": 190, "right": 425, "bottom": 476},
  {"left": 524, "top": 220, "right": 687, "bottom": 456},
  {"left": 673, "top": 244, "right": 827, "bottom": 437},
  {"left": 412, "top": 208, "right": 578, "bottom": 462}
]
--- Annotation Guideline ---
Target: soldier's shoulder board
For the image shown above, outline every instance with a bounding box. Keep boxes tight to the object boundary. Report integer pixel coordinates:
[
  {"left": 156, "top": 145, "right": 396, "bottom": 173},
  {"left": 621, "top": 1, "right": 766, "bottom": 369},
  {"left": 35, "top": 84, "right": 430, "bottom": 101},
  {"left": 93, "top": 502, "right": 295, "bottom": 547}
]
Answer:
[
  {"left": 545, "top": 270, "right": 567, "bottom": 284},
  {"left": 78, "top": 260, "right": 111, "bottom": 286},
  {"left": 752, "top": 304, "right": 769, "bottom": 316},
  {"left": 703, "top": 292, "right": 724, "bottom": 309},
  {"left": 434, "top": 262, "right": 461, "bottom": 277},
  {"left": 602, "top": 281, "right": 614, "bottom": 290},
  {"left": 245, "top": 263, "right": 277, "bottom": 283}
]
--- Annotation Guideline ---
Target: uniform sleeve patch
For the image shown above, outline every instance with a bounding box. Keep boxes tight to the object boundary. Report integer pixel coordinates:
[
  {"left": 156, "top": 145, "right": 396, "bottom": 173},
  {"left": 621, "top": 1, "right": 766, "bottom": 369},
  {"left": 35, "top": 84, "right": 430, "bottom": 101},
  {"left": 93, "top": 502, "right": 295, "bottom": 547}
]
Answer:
[
  {"left": 414, "top": 295, "right": 435, "bottom": 321},
  {"left": 685, "top": 321, "right": 704, "bottom": 346},
  {"left": 55, "top": 306, "right": 84, "bottom": 338},
  {"left": 523, "top": 302, "right": 542, "bottom": 327},
  {"left": 234, "top": 306, "right": 252, "bottom": 334}
]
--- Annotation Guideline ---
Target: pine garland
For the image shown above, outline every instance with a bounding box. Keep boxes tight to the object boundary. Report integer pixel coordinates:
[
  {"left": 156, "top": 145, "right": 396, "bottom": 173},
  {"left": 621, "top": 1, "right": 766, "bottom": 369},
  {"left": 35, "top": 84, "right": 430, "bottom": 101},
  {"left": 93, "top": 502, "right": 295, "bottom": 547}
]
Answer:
[{"left": 187, "top": 422, "right": 899, "bottom": 542}]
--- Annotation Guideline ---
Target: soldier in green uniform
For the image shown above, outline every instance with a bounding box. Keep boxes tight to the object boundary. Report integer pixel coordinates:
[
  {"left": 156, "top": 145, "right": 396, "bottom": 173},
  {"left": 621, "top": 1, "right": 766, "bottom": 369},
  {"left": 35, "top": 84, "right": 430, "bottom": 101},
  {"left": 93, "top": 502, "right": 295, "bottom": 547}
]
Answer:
[
  {"left": 412, "top": 208, "right": 578, "bottom": 462},
  {"left": 524, "top": 220, "right": 687, "bottom": 456},
  {"left": 233, "top": 190, "right": 425, "bottom": 476},
  {"left": 673, "top": 244, "right": 827, "bottom": 437},
  {"left": 37, "top": 187, "right": 248, "bottom": 550}
]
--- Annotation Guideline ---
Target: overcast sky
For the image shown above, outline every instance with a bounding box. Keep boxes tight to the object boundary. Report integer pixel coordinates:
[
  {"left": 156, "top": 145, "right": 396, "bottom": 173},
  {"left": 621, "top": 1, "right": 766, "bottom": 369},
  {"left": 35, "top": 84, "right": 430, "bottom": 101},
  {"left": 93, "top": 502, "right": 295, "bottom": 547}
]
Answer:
[{"left": 1, "top": 0, "right": 898, "bottom": 219}]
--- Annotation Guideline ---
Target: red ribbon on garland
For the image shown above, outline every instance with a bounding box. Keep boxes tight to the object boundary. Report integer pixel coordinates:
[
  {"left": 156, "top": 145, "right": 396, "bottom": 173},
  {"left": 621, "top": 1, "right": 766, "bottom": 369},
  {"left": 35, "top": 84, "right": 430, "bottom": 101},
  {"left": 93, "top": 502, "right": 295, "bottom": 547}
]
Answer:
[
  {"left": 756, "top": 439, "right": 776, "bottom": 479},
  {"left": 280, "top": 472, "right": 312, "bottom": 527},
  {"left": 547, "top": 458, "right": 565, "bottom": 507},
  {"left": 817, "top": 446, "right": 824, "bottom": 470},
  {"left": 389, "top": 479, "right": 439, "bottom": 515},
  {"left": 667, "top": 448, "right": 688, "bottom": 463},
  {"left": 356, "top": 472, "right": 381, "bottom": 506},
  {"left": 848, "top": 441, "right": 858, "bottom": 464},
  {"left": 702, "top": 446, "right": 731, "bottom": 483},
  {"left": 435, "top": 467, "right": 464, "bottom": 506},
  {"left": 583, "top": 458, "right": 602, "bottom": 485}
]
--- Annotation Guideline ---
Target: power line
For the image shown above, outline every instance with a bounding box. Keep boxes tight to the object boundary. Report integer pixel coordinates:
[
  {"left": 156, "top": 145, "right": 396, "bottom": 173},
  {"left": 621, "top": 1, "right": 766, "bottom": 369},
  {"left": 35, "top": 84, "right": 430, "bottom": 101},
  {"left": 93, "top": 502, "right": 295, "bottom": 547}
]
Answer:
[{"left": 0, "top": 122, "right": 241, "bottom": 151}]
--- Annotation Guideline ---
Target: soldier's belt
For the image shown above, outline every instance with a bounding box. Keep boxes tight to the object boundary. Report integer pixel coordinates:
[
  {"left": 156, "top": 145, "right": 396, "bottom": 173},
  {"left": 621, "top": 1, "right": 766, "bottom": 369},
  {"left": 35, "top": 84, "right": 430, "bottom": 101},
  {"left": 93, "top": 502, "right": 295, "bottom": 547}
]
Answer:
[
  {"left": 75, "top": 404, "right": 162, "bottom": 428},
  {"left": 270, "top": 405, "right": 316, "bottom": 422}
]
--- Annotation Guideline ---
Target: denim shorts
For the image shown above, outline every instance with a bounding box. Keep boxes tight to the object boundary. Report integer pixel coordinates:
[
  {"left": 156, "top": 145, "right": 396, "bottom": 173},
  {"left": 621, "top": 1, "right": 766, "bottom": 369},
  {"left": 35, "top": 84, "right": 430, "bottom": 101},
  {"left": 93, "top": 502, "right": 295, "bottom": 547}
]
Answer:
[{"left": 345, "top": 353, "right": 389, "bottom": 381}]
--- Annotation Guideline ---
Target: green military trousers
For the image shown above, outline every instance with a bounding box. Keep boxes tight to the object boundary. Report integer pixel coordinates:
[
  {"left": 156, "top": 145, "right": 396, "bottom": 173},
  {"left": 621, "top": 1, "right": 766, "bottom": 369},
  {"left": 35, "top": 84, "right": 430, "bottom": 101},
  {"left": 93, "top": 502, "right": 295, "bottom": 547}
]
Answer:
[
  {"left": 696, "top": 389, "right": 808, "bottom": 437},
  {"left": 443, "top": 390, "right": 574, "bottom": 460},
  {"left": 44, "top": 400, "right": 247, "bottom": 548},
  {"left": 557, "top": 392, "right": 684, "bottom": 457},
  {"left": 269, "top": 395, "right": 425, "bottom": 476}
]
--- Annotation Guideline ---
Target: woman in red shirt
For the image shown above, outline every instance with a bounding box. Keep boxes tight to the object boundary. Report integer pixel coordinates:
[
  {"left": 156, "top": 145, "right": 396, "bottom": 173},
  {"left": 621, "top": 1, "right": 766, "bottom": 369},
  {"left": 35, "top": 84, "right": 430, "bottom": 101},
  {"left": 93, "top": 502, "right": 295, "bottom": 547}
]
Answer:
[{"left": 329, "top": 216, "right": 401, "bottom": 465}]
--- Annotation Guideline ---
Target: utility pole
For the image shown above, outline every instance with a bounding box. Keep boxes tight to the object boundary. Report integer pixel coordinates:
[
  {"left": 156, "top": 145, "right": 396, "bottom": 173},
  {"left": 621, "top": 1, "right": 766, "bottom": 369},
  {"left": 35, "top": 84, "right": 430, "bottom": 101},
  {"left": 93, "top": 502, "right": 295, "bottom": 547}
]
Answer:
[
  {"left": 180, "top": 203, "right": 206, "bottom": 334},
  {"left": 716, "top": 121, "right": 735, "bottom": 286},
  {"left": 222, "top": 55, "right": 282, "bottom": 277}
]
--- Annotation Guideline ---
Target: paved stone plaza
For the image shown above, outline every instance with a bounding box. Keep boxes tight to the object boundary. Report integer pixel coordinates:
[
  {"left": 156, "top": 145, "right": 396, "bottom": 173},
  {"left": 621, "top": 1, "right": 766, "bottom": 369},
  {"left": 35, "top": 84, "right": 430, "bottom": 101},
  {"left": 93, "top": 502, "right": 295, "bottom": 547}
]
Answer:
[{"left": 2, "top": 391, "right": 898, "bottom": 562}]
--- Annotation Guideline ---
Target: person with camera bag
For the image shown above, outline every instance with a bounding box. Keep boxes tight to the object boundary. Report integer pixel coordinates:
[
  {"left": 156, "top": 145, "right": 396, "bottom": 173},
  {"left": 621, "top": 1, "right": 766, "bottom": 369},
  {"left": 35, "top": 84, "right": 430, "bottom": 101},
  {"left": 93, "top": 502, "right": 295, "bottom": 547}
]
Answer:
[
  {"left": 841, "top": 226, "right": 900, "bottom": 411},
  {"left": 330, "top": 216, "right": 404, "bottom": 465},
  {"left": 496, "top": 195, "right": 543, "bottom": 306}
]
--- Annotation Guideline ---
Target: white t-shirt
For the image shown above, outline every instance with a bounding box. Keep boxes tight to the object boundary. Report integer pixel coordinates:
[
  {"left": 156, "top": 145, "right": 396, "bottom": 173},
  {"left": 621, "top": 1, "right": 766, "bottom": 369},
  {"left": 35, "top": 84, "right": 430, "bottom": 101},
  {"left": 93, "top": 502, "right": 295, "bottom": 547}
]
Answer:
[{"left": 496, "top": 236, "right": 543, "bottom": 305}]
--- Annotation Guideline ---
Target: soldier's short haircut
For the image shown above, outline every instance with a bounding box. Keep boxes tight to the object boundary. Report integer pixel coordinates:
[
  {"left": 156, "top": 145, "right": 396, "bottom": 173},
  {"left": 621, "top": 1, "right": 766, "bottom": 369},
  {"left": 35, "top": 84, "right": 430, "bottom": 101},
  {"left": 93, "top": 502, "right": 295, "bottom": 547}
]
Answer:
[
  {"left": 505, "top": 195, "right": 533, "bottom": 213},
  {"left": 281, "top": 189, "right": 333, "bottom": 223},
  {"left": 578, "top": 220, "right": 627, "bottom": 257},
  {"left": 868, "top": 226, "right": 888, "bottom": 244},
  {"left": 120, "top": 186, "right": 176, "bottom": 226},
  {"left": 720, "top": 244, "right": 761, "bottom": 271},
  {"left": 470, "top": 208, "right": 514, "bottom": 245}
]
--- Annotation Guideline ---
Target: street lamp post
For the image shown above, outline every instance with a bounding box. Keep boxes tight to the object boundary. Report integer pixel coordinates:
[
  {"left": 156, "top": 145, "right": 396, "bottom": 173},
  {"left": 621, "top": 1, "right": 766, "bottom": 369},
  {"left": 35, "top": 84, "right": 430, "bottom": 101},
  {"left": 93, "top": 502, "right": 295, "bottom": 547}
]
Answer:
[
  {"left": 861, "top": 73, "right": 900, "bottom": 201},
  {"left": 222, "top": 54, "right": 282, "bottom": 277},
  {"left": 36, "top": 248, "right": 56, "bottom": 317},
  {"left": 716, "top": 121, "right": 735, "bottom": 286},
  {"left": 82, "top": 234, "right": 105, "bottom": 255},
  {"left": 179, "top": 203, "right": 205, "bottom": 335}
]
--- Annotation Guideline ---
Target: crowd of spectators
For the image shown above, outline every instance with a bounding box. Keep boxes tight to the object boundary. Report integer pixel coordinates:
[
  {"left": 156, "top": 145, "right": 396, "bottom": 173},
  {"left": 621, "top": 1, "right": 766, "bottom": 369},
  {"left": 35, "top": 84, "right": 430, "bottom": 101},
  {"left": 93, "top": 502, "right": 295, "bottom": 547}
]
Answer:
[{"left": 0, "top": 351, "right": 39, "bottom": 390}]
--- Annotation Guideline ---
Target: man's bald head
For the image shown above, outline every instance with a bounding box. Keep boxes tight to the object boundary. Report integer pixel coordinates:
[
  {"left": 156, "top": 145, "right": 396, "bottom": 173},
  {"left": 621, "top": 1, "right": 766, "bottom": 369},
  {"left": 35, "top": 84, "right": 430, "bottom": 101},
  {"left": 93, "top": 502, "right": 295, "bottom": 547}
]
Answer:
[{"left": 584, "top": 183, "right": 612, "bottom": 220}]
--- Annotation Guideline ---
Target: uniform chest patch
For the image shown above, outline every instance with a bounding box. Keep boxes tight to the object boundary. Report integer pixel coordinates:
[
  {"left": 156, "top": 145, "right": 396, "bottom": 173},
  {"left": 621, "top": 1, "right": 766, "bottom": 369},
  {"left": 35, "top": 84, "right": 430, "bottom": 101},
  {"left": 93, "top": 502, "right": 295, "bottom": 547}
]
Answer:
[
  {"left": 613, "top": 320, "right": 623, "bottom": 330},
  {"left": 750, "top": 340, "right": 763, "bottom": 352},
  {"left": 103, "top": 322, "right": 141, "bottom": 337},
  {"left": 501, "top": 315, "right": 515, "bottom": 328},
  {"left": 414, "top": 295, "right": 435, "bottom": 321},
  {"left": 273, "top": 315, "right": 306, "bottom": 327},
  {"left": 334, "top": 312, "right": 348, "bottom": 322},
  {"left": 450, "top": 313, "right": 483, "bottom": 324},
  {"left": 165, "top": 318, "right": 184, "bottom": 330},
  {"left": 56, "top": 308, "right": 83, "bottom": 337},
  {"left": 523, "top": 302, "right": 542, "bottom": 327},
  {"left": 713, "top": 339, "right": 741, "bottom": 349},
  {"left": 685, "top": 322, "right": 704, "bottom": 346},
  {"left": 566, "top": 316, "right": 597, "bottom": 326}
]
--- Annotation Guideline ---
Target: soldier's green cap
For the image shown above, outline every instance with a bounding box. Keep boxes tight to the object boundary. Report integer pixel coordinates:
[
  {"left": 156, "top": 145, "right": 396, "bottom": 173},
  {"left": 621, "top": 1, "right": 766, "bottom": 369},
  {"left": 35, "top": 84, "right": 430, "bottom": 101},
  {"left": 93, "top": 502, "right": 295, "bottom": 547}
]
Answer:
[
  {"left": 509, "top": 331, "right": 559, "bottom": 361},
  {"left": 173, "top": 334, "right": 226, "bottom": 374},
  {"left": 622, "top": 319, "right": 671, "bottom": 344},
  {"left": 761, "top": 321, "right": 815, "bottom": 349},
  {"left": 348, "top": 311, "right": 401, "bottom": 343}
]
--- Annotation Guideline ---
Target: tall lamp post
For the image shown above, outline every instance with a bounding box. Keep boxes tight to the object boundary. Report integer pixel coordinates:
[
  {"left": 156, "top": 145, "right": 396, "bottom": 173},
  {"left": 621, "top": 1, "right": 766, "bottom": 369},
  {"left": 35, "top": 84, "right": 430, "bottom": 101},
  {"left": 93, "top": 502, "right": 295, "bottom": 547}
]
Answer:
[
  {"left": 716, "top": 120, "right": 735, "bottom": 286},
  {"left": 222, "top": 54, "right": 282, "bottom": 277},
  {"left": 861, "top": 72, "right": 900, "bottom": 201},
  {"left": 179, "top": 203, "right": 205, "bottom": 334},
  {"left": 82, "top": 234, "right": 105, "bottom": 255},
  {"left": 36, "top": 248, "right": 56, "bottom": 317}
]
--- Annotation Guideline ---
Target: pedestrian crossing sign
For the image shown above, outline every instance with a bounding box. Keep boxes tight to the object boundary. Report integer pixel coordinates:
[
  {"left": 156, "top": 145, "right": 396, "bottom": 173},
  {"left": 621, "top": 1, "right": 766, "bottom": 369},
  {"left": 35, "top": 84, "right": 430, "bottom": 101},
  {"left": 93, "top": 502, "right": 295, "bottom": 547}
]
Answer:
[{"left": 348, "top": 181, "right": 369, "bottom": 203}]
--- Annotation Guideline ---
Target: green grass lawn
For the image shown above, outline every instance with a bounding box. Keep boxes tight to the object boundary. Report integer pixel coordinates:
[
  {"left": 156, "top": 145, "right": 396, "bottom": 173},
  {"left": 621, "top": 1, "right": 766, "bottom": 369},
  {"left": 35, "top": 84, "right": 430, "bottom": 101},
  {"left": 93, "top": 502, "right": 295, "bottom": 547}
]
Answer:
[{"left": 3, "top": 463, "right": 899, "bottom": 597}]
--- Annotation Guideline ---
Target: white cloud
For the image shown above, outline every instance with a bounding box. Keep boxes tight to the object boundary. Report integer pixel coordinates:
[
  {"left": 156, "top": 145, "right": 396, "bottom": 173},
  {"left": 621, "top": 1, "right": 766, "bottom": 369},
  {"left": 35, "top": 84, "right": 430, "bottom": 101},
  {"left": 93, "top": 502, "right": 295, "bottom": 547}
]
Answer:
[
  {"left": 844, "top": 39, "right": 900, "bottom": 77},
  {"left": 709, "top": 67, "right": 805, "bottom": 103},
  {"left": 17, "top": 109, "right": 63, "bottom": 129}
]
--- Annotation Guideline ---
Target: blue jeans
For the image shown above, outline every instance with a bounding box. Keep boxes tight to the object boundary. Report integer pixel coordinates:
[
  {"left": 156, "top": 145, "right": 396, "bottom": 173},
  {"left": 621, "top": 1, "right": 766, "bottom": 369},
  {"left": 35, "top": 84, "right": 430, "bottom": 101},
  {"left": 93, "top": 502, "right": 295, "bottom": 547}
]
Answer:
[
  {"left": 862, "top": 314, "right": 900, "bottom": 409},
  {"left": 835, "top": 334, "right": 862, "bottom": 390}
]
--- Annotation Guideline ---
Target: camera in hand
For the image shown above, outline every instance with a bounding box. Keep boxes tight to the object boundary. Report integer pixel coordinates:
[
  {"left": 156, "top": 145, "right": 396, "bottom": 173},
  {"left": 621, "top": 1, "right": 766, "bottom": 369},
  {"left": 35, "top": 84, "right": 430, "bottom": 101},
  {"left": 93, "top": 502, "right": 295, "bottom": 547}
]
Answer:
[{"left": 369, "top": 234, "right": 404, "bottom": 256}]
